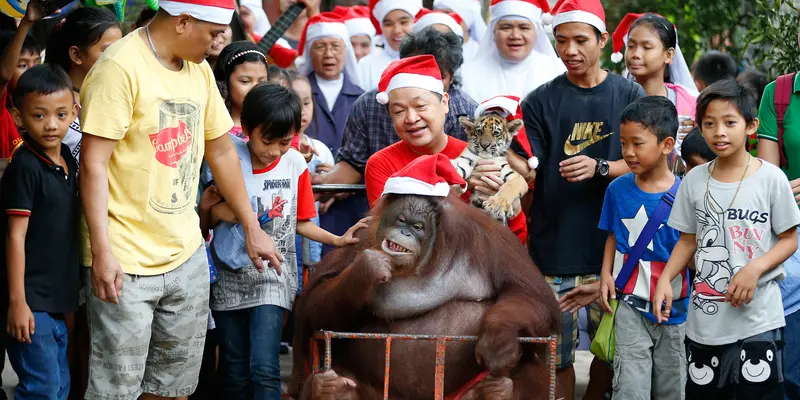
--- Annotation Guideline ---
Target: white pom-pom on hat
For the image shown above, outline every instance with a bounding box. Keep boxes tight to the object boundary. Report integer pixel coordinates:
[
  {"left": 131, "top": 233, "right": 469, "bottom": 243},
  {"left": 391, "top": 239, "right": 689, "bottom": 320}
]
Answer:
[
  {"left": 610, "top": 51, "right": 623, "bottom": 63},
  {"left": 541, "top": 12, "right": 553, "bottom": 25},
  {"left": 528, "top": 157, "right": 539, "bottom": 170},
  {"left": 376, "top": 91, "right": 389, "bottom": 105}
]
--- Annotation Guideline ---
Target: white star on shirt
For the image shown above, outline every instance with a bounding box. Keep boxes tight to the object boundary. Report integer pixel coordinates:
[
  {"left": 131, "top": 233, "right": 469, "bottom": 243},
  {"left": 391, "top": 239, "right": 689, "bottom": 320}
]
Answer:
[{"left": 622, "top": 205, "right": 661, "bottom": 251}]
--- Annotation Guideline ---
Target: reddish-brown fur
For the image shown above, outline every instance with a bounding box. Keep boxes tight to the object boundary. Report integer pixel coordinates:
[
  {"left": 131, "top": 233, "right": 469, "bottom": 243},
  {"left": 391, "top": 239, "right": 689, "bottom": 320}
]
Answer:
[{"left": 289, "top": 194, "right": 561, "bottom": 399}]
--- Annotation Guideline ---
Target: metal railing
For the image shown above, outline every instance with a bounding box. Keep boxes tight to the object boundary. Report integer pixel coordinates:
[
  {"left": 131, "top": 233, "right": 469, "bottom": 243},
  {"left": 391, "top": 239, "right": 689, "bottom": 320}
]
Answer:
[{"left": 307, "top": 330, "right": 558, "bottom": 400}]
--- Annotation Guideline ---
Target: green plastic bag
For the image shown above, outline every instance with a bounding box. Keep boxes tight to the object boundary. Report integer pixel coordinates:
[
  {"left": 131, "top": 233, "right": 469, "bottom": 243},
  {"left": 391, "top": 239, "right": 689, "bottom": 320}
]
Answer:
[{"left": 589, "top": 299, "right": 618, "bottom": 363}]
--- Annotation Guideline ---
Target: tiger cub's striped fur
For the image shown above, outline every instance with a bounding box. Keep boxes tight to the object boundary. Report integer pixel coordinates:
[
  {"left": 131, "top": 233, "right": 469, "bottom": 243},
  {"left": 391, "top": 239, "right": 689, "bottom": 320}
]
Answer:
[{"left": 452, "top": 114, "right": 529, "bottom": 220}]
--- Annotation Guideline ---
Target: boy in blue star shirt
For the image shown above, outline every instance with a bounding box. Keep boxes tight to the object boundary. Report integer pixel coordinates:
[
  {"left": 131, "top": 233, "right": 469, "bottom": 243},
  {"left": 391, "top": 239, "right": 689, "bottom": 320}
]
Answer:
[{"left": 598, "top": 96, "right": 689, "bottom": 399}]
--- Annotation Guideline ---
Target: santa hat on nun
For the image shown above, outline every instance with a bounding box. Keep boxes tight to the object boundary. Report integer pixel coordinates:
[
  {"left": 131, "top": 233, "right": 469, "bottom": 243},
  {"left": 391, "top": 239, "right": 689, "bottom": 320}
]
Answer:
[
  {"left": 369, "top": 0, "right": 422, "bottom": 35},
  {"left": 543, "top": 0, "right": 606, "bottom": 33},
  {"left": 382, "top": 153, "right": 467, "bottom": 198},
  {"left": 159, "top": 0, "right": 235, "bottom": 25},
  {"left": 478, "top": 0, "right": 557, "bottom": 58},
  {"left": 298, "top": 12, "right": 361, "bottom": 85},
  {"left": 269, "top": 38, "right": 298, "bottom": 69},
  {"left": 333, "top": 5, "right": 377, "bottom": 41},
  {"left": 475, "top": 95, "right": 538, "bottom": 170},
  {"left": 375, "top": 54, "right": 444, "bottom": 105},
  {"left": 433, "top": 0, "right": 486, "bottom": 43},
  {"left": 611, "top": 13, "right": 698, "bottom": 95},
  {"left": 412, "top": 8, "right": 464, "bottom": 38}
]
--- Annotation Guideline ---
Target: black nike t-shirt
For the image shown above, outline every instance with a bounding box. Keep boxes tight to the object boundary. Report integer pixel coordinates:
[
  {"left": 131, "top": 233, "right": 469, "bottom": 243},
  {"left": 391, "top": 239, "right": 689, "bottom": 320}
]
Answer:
[{"left": 517, "top": 72, "right": 645, "bottom": 277}]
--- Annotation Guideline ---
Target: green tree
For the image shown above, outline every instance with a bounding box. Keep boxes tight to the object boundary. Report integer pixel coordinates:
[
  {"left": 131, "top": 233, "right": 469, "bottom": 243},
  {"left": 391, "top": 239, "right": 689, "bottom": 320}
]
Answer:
[{"left": 743, "top": 0, "right": 800, "bottom": 80}]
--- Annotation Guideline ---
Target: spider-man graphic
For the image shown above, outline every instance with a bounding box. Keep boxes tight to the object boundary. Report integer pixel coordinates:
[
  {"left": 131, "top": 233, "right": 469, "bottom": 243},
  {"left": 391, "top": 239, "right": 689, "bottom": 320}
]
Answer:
[{"left": 257, "top": 195, "right": 289, "bottom": 229}]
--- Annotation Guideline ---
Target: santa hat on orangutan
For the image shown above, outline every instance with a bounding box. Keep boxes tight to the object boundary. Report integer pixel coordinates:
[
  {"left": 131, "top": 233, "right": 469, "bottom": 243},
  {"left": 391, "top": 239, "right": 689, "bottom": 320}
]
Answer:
[
  {"left": 475, "top": 95, "right": 538, "bottom": 170},
  {"left": 542, "top": 0, "right": 606, "bottom": 33},
  {"left": 382, "top": 153, "right": 467, "bottom": 198},
  {"left": 159, "top": 0, "right": 235, "bottom": 25},
  {"left": 375, "top": 54, "right": 444, "bottom": 105}
]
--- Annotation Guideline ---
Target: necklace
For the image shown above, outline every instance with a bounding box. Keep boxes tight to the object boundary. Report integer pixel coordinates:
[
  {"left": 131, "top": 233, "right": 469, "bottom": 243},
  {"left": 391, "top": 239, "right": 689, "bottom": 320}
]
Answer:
[
  {"left": 705, "top": 154, "right": 752, "bottom": 214},
  {"left": 145, "top": 25, "right": 183, "bottom": 69}
]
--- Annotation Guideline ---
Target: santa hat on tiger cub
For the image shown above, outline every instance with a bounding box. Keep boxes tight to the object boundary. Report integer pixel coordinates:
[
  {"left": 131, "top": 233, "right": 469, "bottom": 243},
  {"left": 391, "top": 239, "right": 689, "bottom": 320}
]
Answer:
[
  {"left": 159, "top": 0, "right": 236, "bottom": 24},
  {"left": 375, "top": 54, "right": 444, "bottom": 105},
  {"left": 382, "top": 153, "right": 467, "bottom": 198},
  {"left": 475, "top": 95, "right": 538, "bottom": 171}
]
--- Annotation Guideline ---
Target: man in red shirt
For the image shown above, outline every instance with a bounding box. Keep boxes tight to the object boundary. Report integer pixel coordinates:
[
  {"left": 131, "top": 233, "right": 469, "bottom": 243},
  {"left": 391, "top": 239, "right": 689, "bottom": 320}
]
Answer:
[{"left": 364, "top": 54, "right": 532, "bottom": 243}]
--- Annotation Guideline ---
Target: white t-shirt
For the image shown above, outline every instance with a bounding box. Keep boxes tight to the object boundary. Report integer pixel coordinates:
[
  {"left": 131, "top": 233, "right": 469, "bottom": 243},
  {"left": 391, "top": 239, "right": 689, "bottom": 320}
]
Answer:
[
  {"left": 669, "top": 160, "right": 800, "bottom": 345},
  {"left": 63, "top": 115, "right": 82, "bottom": 162}
]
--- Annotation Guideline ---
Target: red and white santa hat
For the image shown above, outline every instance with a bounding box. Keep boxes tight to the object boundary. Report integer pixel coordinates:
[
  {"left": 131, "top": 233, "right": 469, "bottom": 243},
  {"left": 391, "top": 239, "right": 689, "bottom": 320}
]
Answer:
[
  {"left": 333, "top": 5, "right": 377, "bottom": 39},
  {"left": 298, "top": 12, "right": 360, "bottom": 79},
  {"left": 160, "top": 0, "right": 235, "bottom": 25},
  {"left": 475, "top": 95, "right": 538, "bottom": 170},
  {"left": 610, "top": 13, "right": 645, "bottom": 63},
  {"left": 269, "top": 38, "right": 298, "bottom": 69},
  {"left": 369, "top": 0, "right": 422, "bottom": 35},
  {"left": 375, "top": 54, "right": 444, "bottom": 105},
  {"left": 543, "top": 0, "right": 606, "bottom": 33},
  {"left": 412, "top": 8, "right": 464, "bottom": 38},
  {"left": 382, "top": 153, "right": 467, "bottom": 198},
  {"left": 479, "top": 0, "right": 556, "bottom": 57}
]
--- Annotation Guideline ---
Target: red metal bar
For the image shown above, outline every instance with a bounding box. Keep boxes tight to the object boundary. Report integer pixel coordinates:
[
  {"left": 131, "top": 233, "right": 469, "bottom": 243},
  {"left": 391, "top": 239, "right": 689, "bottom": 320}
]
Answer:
[
  {"left": 309, "top": 331, "right": 559, "bottom": 400},
  {"left": 433, "top": 336, "right": 447, "bottom": 400},
  {"left": 383, "top": 337, "right": 392, "bottom": 400}
]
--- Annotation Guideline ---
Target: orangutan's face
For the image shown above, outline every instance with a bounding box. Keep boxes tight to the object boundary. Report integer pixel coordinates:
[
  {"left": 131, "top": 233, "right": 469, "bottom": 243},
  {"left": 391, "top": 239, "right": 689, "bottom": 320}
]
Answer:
[{"left": 377, "top": 195, "right": 438, "bottom": 274}]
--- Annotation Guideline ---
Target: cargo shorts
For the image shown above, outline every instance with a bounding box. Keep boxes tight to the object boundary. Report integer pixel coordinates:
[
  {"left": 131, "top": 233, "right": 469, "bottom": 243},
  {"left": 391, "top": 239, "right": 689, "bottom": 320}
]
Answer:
[
  {"left": 546, "top": 274, "right": 604, "bottom": 369},
  {"left": 84, "top": 245, "right": 210, "bottom": 400}
]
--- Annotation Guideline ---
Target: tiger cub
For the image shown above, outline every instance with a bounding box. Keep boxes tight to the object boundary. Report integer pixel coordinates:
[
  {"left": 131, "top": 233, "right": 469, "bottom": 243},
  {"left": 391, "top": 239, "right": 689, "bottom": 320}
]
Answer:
[{"left": 452, "top": 113, "right": 529, "bottom": 220}]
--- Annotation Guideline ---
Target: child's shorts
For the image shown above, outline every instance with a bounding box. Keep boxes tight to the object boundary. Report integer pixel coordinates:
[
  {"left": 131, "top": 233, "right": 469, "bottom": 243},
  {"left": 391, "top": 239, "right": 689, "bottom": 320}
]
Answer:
[{"left": 686, "top": 328, "right": 784, "bottom": 400}]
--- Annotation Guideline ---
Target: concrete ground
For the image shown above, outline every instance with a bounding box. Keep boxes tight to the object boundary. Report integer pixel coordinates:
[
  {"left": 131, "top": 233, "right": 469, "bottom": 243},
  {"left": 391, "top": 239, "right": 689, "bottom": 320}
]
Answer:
[{"left": 1, "top": 350, "right": 593, "bottom": 399}]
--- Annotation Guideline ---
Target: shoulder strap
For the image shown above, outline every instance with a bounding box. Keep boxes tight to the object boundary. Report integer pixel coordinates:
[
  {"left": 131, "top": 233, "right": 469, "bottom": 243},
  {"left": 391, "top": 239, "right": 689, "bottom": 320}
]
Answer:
[
  {"left": 775, "top": 72, "right": 796, "bottom": 170},
  {"left": 615, "top": 179, "right": 680, "bottom": 290}
]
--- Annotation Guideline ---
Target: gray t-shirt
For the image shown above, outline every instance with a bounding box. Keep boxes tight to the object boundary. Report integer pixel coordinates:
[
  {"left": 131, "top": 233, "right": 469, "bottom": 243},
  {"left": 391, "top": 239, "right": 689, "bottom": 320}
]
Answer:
[{"left": 669, "top": 159, "right": 800, "bottom": 345}]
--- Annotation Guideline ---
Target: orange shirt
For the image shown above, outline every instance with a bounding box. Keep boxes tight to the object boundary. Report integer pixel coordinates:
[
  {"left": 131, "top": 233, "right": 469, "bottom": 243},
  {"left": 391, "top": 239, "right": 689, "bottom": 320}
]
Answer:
[{"left": 365, "top": 137, "right": 528, "bottom": 244}]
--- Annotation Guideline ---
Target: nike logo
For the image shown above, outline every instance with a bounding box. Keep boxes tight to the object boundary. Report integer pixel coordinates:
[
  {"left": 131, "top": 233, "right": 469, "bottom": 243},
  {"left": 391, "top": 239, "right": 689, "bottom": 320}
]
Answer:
[{"left": 563, "top": 122, "right": 613, "bottom": 156}]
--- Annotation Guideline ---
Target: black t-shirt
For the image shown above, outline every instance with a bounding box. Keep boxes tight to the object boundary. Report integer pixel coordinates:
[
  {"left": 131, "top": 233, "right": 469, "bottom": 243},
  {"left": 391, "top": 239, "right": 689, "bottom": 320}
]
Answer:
[
  {"left": 518, "top": 73, "right": 644, "bottom": 276},
  {"left": 0, "top": 141, "right": 80, "bottom": 314}
]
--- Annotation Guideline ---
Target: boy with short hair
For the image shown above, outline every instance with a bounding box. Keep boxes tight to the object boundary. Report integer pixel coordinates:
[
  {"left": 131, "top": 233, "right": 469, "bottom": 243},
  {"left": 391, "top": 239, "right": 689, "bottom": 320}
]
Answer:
[
  {"left": 598, "top": 96, "right": 688, "bottom": 399},
  {"left": 1, "top": 63, "right": 80, "bottom": 399},
  {"left": 681, "top": 127, "right": 717, "bottom": 173},
  {"left": 654, "top": 78, "right": 800, "bottom": 399},
  {"left": 0, "top": 3, "right": 44, "bottom": 158},
  {"left": 692, "top": 50, "right": 738, "bottom": 92}
]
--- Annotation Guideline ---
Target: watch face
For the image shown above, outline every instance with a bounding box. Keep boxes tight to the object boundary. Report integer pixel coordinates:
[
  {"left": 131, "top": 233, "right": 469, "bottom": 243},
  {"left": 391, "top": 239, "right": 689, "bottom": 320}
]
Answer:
[{"left": 598, "top": 161, "right": 609, "bottom": 176}]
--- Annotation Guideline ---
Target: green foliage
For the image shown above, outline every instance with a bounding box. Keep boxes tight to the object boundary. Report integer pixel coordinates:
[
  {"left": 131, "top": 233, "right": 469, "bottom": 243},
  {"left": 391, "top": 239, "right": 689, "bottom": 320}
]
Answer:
[
  {"left": 601, "top": 0, "right": 744, "bottom": 73},
  {"left": 743, "top": 0, "right": 800, "bottom": 80}
]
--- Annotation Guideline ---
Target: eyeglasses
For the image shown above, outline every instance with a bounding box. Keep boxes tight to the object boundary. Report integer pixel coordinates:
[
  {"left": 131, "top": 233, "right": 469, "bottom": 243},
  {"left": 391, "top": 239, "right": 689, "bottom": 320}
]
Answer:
[{"left": 311, "top": 42, "right": 344, "bottom": 55}]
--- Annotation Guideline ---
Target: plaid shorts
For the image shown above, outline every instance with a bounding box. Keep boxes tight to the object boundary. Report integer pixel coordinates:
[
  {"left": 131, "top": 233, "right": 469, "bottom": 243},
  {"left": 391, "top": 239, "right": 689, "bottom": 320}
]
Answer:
[{"left": 545, "top": 274, "right": 604, "bottom": 369}]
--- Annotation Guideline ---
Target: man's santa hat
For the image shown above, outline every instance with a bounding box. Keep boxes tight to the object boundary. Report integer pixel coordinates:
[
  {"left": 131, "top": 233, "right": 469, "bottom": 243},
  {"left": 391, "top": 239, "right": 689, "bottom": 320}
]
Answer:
[
  {"left": 333, "top": 5, "right": 377, "bottom": 39},
  {"left": 382, "top": 153, "right": 467, "bottom": 198},
  {"left": 375, "top": 54, "right": 444, "bottom": 105},
  {"left": 475, "top": 95, "right": 538, "bottom": 170},
  {"left": 298, "top": 12, "right": 360, "bottom": 82},
  {"left": 610, "top": 13, "right": 698, "bottom": 95},
  {"left": 543, "top": 0, "right": 606, "bottom": 33},
  {"left": 433, "top": 0, "right": 486, "bottom": 43},
  {"left": 160, "top": 0, "right": 235, "bottom": 25},
  {"left": 412, "top": 8, "right": 464, "bottom": 38},
  {"left": 369, "top": 0, "right": 422, "bottom": 35},
  {"left": 268, "top": 38, "right": 298, "bottom": 69},
  {"left": 478, "top": 0, "right": 556, "bottom": 57}
]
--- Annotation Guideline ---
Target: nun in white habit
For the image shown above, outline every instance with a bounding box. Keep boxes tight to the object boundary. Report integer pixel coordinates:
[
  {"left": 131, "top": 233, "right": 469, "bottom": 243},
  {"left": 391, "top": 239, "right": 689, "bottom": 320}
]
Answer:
[{"left": 460, "top": 0, "right": 566, "bottom": 103}]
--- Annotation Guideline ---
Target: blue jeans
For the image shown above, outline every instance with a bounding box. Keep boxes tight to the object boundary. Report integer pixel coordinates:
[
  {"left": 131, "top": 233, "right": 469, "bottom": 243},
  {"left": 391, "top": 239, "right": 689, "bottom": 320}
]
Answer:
[
  {"left": 786, "top": 310, "right": 800, "bottom": 400},
  {"left": 213, "top": 305, "right": 283, "bottom": 400},
  {"left": 6, "top": 312, "right": 69, "bottom": 400}
]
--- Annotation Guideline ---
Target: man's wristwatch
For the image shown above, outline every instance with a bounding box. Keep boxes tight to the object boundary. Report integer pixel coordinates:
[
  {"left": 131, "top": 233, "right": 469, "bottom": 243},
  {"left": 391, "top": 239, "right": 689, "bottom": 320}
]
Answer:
[{"left": 595, "top": 158, "right": 610, "bottom": 178}]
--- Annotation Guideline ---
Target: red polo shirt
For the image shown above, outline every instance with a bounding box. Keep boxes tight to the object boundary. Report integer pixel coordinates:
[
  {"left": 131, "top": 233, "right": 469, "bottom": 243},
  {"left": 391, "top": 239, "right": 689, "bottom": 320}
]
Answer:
[{"left": 365, "top": 137, "right": 528, "bottom": 244}]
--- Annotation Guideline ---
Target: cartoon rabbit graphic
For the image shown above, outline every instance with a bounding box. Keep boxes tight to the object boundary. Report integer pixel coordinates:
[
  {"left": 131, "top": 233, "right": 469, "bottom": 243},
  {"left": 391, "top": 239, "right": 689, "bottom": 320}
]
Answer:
[{"left": 692, "top": 194, "right": 741, "bottom": 315}]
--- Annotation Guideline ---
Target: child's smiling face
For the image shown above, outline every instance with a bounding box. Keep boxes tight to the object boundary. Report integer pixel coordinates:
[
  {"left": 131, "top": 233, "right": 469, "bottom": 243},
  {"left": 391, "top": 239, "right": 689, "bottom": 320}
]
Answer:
[{"left": 700, "top": 99, "right": 758, "bottom": 159}]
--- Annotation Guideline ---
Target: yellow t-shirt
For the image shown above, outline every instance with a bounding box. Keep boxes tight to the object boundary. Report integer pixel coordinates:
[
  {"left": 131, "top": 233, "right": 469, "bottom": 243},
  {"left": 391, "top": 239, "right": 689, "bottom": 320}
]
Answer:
[{"left": 79, "top": 29, "right": 232, "bottom": 276}]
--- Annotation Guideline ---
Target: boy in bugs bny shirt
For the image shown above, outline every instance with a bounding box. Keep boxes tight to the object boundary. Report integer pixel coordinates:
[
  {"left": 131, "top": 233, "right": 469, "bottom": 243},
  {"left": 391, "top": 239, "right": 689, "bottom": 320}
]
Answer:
[{"left": 654, "top": 79, "right": 800, "bottom": 399}]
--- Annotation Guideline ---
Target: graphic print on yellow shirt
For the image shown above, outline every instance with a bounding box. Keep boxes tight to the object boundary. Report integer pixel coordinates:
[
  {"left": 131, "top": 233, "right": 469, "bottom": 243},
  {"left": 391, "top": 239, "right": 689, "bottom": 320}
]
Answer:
[
  {"left": 149, "top": 100, "right": 203, "bottom": 214},
  {"left": 79, "top": 30, "right": 232, "bottom": 276}
]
